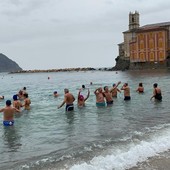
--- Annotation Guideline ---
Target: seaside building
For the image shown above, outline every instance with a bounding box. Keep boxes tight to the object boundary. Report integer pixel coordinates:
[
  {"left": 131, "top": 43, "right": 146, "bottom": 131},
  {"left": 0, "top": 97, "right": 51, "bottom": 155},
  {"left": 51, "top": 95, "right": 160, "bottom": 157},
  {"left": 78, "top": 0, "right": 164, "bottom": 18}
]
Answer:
[{"left": 117, "top": 11, "right": 170, "bottom": 69}]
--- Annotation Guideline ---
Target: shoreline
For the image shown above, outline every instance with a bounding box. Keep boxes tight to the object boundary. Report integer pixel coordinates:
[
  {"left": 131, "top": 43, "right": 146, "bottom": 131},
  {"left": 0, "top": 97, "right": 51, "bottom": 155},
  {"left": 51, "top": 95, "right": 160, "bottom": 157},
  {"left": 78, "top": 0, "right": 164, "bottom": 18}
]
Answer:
[{"left": 8, "top": 67, "right": 170, "bottom": 74}]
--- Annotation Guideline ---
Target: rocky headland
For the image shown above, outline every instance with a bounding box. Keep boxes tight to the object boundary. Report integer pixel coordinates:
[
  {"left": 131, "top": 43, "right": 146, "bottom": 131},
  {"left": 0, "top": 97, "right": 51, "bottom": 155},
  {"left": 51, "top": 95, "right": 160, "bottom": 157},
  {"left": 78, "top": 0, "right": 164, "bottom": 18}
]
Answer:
[{"left": 0, "top": 53, "right": 22, "bottom": 72}]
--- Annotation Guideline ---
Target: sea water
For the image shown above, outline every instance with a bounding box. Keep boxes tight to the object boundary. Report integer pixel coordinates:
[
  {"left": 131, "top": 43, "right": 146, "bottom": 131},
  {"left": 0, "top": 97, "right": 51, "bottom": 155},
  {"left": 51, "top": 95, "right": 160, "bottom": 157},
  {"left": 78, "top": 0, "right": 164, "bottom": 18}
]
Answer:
[{"left": 0, "top": 70, "right": 170, "bottom": 170}]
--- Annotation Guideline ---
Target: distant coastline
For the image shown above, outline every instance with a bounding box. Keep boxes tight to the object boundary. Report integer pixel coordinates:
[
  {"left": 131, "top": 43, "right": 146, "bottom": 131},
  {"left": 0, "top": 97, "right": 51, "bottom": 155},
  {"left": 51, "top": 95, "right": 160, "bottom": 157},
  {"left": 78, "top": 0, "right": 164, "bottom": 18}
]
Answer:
[{"left": 10, "top": 67, "right": 113, "bottom": 74}]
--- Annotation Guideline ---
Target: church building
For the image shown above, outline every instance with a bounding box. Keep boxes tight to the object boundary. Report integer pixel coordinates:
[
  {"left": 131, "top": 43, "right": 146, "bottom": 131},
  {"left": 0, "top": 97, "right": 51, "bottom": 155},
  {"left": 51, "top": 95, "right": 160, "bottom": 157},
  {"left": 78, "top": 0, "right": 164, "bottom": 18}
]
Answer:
[{"left": 118, "top": 11, "right": 170, "bottom": 69}]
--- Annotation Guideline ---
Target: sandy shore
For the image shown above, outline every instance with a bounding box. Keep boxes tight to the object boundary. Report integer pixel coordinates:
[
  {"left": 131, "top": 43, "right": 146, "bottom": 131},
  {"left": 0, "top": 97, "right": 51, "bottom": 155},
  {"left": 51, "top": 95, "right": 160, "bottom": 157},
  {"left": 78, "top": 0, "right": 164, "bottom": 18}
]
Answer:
[{"left": 129, "top": 151, "right": 170, "bottom": 170}]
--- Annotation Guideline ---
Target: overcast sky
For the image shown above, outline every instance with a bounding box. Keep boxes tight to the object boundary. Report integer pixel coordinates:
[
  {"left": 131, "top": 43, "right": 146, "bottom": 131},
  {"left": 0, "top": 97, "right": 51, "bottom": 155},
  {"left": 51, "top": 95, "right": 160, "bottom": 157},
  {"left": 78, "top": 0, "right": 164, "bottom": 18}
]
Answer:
[{"left": 0, "top": 0, "right": 170, "bottom": 70}]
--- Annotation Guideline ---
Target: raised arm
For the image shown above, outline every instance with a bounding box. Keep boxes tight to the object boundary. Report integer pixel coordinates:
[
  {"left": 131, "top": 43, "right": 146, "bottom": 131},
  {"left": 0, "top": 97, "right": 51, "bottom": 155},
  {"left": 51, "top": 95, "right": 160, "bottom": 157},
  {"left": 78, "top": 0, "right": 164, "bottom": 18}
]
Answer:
[
  {"left": 94, "top": 88, "right": 98, "bottom": 95},
  {"left": 84, "top": 89, "right": 90, "bottom": 101},
  {"left": 77, "top": 90, "right": 81, "bottom": 101}
]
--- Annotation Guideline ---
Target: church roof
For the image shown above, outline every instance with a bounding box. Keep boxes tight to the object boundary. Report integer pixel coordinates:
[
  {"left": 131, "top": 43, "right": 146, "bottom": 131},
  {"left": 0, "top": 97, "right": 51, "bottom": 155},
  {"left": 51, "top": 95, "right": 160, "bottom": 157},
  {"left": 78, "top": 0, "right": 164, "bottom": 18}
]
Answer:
[
  {"left": 123, "top": 21, "right": 170, "bottom": 33},
  {"left": 141, "top": 21, "right": 170, "bottom": 29}
]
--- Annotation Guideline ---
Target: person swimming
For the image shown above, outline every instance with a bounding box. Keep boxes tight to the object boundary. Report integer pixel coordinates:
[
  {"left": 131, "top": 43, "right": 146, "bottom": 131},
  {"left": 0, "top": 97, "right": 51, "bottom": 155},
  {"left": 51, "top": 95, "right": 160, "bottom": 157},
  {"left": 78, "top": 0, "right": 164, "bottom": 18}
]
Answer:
[
  {"left": 0, "top": 95, "right": 4, "bottom": 99},
  {"left": 53, "top": 91, "right": 59, "bottom": 97}
]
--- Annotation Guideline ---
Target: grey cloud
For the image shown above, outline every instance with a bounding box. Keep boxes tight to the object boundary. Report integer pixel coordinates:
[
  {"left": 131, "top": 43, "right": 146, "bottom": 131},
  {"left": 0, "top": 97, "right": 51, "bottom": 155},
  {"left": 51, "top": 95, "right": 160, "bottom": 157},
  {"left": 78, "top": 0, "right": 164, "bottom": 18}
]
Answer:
[{"left": 0, "top": 0, "right": 48, "bottom": 17}]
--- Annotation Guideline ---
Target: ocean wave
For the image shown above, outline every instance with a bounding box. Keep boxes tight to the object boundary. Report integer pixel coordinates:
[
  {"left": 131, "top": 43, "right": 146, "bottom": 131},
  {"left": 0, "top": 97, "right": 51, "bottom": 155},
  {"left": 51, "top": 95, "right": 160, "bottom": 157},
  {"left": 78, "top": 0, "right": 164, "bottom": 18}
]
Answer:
[{"left": 69, "top": 126, "right": 170, "bottom": 170}]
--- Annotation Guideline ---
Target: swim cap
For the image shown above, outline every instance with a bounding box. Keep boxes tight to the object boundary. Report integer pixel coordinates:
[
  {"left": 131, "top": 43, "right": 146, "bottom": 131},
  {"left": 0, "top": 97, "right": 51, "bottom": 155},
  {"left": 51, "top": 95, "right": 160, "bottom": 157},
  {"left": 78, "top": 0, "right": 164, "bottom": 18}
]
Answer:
[
  {"left": 13, "top": 95, "right": 18, "bottom": 100},
  {"left": 79, "top": 95, "right": 84, "bottom": 101},
  {"left": 6, "top": 100, "right": 11, "bottom": 106}
]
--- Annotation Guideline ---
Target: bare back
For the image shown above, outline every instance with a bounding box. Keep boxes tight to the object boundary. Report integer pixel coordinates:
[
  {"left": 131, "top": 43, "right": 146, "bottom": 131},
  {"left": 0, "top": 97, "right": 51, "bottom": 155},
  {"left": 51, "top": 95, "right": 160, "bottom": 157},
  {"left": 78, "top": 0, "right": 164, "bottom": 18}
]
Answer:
[
  {"left": 65, "top": 93, "right": 75, "bottom": 105},
  {"left": 2, "top": 107, "right": 16, "bottom": 121},
  {"left": 13, "top": 100, "right": 22, "bottom": 110}
]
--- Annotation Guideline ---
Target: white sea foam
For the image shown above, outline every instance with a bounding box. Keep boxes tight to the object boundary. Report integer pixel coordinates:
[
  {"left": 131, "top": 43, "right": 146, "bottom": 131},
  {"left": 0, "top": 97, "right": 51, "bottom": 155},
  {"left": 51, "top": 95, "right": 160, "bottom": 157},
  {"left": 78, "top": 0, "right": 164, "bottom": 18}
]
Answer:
[{"left": 69, "top": 127, "right": 170, "bottom": 170}]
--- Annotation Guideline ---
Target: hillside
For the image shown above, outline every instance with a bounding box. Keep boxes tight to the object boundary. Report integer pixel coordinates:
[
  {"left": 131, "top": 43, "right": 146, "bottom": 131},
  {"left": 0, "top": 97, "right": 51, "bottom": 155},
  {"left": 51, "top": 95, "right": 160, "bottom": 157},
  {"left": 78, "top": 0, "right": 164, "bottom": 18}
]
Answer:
[{"left": 0, "top": 53, "right": 22, "bottom": 72}]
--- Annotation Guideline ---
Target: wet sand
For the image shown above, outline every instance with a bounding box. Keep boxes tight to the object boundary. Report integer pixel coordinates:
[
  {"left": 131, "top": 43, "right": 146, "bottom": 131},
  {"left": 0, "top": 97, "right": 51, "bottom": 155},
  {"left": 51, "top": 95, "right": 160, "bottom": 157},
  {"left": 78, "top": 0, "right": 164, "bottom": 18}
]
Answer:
[{"left": 129, "top": 151, "right": 170, "bottom": 170}]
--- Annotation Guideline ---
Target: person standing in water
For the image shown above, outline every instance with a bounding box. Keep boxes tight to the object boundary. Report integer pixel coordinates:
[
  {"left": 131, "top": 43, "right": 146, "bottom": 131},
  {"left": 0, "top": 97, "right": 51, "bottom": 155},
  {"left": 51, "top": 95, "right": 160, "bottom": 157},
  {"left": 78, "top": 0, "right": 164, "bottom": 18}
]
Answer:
[
  {"left": 110, "top": 81, "right": 121, "bottom": 97},
  {"left": 121, "top": 83, "right": 131, "bottom": 100},
  {"left": 13, "top": 95, "right": 22, "bottom": 111},
  {"left": 0, "top": 100, "right": 20, "bottom": 126},
  {"left": 77, "top": 89, "right": 90, "bottom": 107},
  {"left": 103, "top": 86, "right": 113, "bottom": 106},
  {"left": 94, "top": 87, "right": 106, "bottom": 107},
  {"left": 22, "top": 93, "right": 31, "bottom": 110},
  {"left": 150, "top": 83, "right": 162, "bottom": 101},
  {"left": 136, "top": 83, "right": 144, "bottom": 93},
  {"left": 58, "top": 88, "right": 75, "bottom": 111}
]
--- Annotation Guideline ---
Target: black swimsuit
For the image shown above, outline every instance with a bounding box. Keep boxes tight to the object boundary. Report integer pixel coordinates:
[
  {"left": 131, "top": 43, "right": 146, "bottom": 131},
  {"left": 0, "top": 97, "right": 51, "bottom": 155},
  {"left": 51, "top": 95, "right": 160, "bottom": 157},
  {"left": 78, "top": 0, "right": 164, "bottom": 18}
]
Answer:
[{"left": 155, "top": 89, "right": 162, "bottom": 101}]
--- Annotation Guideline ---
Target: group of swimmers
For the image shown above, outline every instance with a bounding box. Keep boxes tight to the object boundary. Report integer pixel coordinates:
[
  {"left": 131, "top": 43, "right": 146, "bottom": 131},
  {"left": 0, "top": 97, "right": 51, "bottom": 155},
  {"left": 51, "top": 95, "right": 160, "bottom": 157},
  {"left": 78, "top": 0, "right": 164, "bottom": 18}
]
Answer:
[
  {"left": 57, "top": 82, "right": 162, "bottom": 111},
  {"left": 0, "top": 87, "right": 31, "bottom": 126},
  {"left": 0, "top": 82, "right": 162, "bottom": 126}
]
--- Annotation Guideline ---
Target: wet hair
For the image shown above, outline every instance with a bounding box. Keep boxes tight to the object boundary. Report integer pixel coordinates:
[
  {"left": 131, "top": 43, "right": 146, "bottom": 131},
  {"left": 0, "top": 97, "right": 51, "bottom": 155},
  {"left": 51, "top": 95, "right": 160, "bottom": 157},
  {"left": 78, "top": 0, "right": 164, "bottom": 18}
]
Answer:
[
  {"left": 19, "top": 90, "right": 23, "bottom": 95},
  {"left": 24, "top": 93, "right": 28, "bottom": 98},
  {"left": 64, "top": 88, "right": 69, "bottom": 93},
  {"left": 153, "top": 83, "right": 158, "bottom": 88},
  {"left": 82, "top": 85, "right": 85, "bottom": 89},
  {"left": 104, "top": 86, "right": 108, "bottom": 90},
  {"left": 6, "top": 100, "right": 11, "bottom": 106},
  {"left": 53, "top": 91, "right": 57, "bottom": 94},
  {"left": 23, "top": 87, "right": 26, "bottom": 90},
  {"left": 112, "top": 83, "right": 115, "bottom": 87},
  {"left": 139, "top": 83, "right": 143, "bottom": 87},
  {"left": 13, "top": 94, "right": 18, "bottom": 101}
]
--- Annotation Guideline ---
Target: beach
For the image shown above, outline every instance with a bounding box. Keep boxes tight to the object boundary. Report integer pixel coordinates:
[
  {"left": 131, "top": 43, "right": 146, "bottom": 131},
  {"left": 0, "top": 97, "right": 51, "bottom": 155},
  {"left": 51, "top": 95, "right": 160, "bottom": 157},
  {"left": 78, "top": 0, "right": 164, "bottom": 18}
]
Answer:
[{"left": 0, "top": 70, "right": 170, "bottom": 170}]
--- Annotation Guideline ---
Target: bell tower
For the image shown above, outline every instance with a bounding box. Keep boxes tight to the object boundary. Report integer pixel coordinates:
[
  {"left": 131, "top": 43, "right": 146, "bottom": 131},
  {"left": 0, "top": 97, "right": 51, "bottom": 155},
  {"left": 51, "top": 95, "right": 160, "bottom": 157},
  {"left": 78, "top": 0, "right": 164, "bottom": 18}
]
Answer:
[{"left": 129, "top": 11, "right": 140, "bottom": 30}]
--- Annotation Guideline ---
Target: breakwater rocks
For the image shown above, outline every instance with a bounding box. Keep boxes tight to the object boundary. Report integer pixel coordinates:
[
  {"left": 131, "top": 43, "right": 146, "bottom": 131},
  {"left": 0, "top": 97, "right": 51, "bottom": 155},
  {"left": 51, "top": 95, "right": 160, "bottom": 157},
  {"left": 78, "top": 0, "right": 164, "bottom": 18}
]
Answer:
[{"left": 10, "top": 67, "right": 96, "bottom": 74}]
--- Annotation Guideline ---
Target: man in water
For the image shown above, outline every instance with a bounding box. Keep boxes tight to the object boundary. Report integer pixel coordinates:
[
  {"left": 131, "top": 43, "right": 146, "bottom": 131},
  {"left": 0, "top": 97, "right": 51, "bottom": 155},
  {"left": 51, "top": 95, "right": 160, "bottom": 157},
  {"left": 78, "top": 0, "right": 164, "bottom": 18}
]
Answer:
[
  {"left": 22, "top": 93, "right": 31, "bottom": 110},
  {"left": 53, "top": 91, "right": 59, "bottom": 97},
  {"left": 150, "top": 83, "right": 162, "bottom": 101},
  {"left": 103, "top": 86, "right": 113, "bottom": 106},
  {"left": 13, "top": 94, "right": 22, "bottom": 111},
  {"left": 136, "top": 82, "right": 144, "bottom": 93},
  {"left": 58, "top": 88, "right": 75, "bottom": 111},
  {"left": 77, "top": 88, "right": 90, "bottom": 107},
  {"left": 110, "top": 81, "right": 121, "bottom": 97},
  {"left": 94, "top": 87, "right": 106, "bottom": 107},
  {"left": 121, "top": 83, "right": 131, "bottom": 100},
  {"left": 0, "top": 100, "right": 20, "bottom": 126}
]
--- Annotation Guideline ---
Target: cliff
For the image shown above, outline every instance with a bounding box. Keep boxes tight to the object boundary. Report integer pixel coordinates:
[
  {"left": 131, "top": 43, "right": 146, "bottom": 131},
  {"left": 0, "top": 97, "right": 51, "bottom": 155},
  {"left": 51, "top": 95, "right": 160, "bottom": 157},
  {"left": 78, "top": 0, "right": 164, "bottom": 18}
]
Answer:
[
  {"left": 0, "top": 53, "right": 22, "bottom": 72},
  {"left": 112, "top": 56, "right": 130, "bottom": 71}
]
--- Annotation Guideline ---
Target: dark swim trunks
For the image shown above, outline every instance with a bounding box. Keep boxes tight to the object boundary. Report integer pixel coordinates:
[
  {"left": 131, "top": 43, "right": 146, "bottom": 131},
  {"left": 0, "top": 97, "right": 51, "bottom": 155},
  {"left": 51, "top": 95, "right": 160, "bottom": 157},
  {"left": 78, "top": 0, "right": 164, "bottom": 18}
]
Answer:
[
  {"left": 65, "top": 104, "right": 74, "bottom": 111},
  {"left": 3, "top": 120, "right": 14, "bottom": 126},
  {"left": 155, "top": 93, "right": 162, "bottom": 101},
  {"left": 124, "top": 96, "right": 131, "bottom": 100},
  {"left": 106, "top": 100, "right": 113, "bottom": 105}
]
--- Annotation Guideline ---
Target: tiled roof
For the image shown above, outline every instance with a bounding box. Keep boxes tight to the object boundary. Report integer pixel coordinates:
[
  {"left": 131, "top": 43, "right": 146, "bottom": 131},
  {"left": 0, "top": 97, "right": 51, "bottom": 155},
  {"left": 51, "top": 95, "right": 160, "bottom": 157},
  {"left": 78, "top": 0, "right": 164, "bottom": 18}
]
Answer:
[
  {"left": 123, "top": 22, "right": 170, "bottom": 33},
  {"left": 141, "top": 22, "right": 170, "bottom": 28}
]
